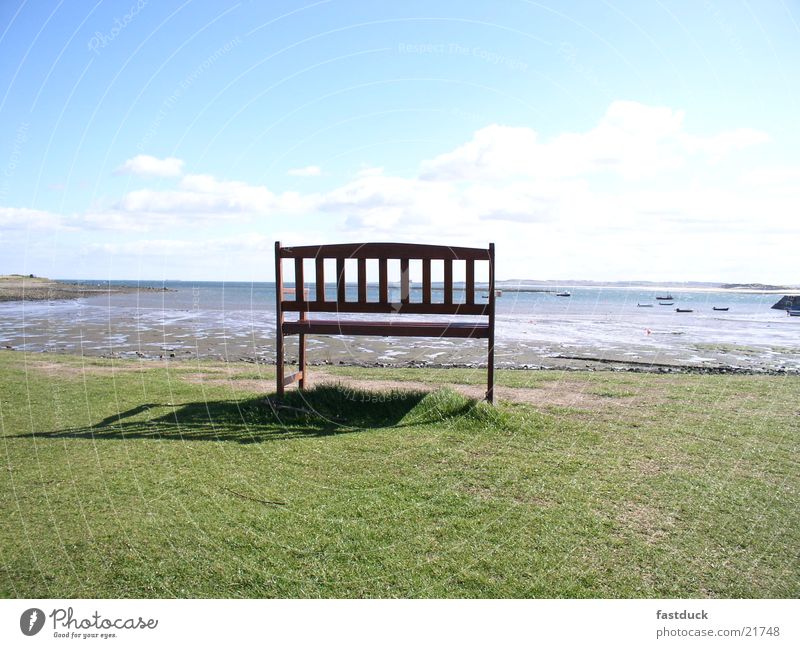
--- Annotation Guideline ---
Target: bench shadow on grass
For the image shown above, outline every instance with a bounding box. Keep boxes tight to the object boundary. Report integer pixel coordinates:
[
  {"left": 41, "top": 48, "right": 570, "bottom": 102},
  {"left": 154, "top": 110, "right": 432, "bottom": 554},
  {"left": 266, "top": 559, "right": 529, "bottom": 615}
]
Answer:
[{"left": 18, "top": 383, "right": 483, "bottom": 444}]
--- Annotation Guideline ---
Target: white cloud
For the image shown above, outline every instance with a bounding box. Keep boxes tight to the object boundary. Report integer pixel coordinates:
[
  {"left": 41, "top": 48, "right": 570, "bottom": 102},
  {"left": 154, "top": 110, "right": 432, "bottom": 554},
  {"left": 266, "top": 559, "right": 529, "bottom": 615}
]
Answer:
[
  {"left": 4, "top": 175, "right": 317, "bottom": 233},
  {"left": 101, "top": 174, "right": 317, "bottom": 228},
  {"left": 355, "top": 166, "right": 384, "bottom": 177},
  {"left": 115, "top": 154, "right": 184, "bottom": 178},
  {"left": 740, "top": 165, "right": 800, "bottom": 187},
  {"left": 314, "top": 170, "right": 566, "bottom": 233},
  {"left": 466, "top": 180, "right": 586, "bottom": 223},
  {"left": 682, "top": 128, "right": 769, "bottom": 163},
  {"left": 0, "top": 206, "right": 68, "bottom": 230},
  {"left": 69, "top": 102, "right": 771, "bottom": 237},
  {"left": 288, "top": 165, "right": 322, "bottom": 177},
  {"left": 85, "top": 233, "right": 278, "bottom": 258},
  {"left": 420, "top": 101, "right": 768, "bottom": 182},
  {"left": 7, "top": 101, "right": 793, "bottom": 282},
  {"left": 89, "top": 239, "right": 199, "bottom": 255}
]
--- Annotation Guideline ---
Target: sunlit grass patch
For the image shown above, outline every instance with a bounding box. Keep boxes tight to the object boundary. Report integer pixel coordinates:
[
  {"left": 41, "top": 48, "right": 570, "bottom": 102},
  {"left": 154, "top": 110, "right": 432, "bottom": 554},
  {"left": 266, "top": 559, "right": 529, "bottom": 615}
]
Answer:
[{"left": 1, "top": 351, "right": 798, "bottom": 598}]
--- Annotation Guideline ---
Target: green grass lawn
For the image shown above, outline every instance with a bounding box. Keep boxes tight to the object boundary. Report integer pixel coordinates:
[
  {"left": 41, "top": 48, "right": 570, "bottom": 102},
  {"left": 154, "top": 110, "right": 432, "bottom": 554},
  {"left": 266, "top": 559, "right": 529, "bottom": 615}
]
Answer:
[{"left": 1, "top": 350, "right": 798, "bottom": 598}]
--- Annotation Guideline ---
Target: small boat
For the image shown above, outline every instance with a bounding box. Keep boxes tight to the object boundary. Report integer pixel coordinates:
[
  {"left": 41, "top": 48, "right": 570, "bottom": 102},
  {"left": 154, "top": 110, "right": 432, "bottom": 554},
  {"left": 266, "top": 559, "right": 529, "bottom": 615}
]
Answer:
[
  {"left": 556, "top": 291, "right": 571, "bottom": 297},
  {"left": 676, "top": 308, "right": 693, "bottom": 313},
  {"left": 658, "top": 302, "right": 674, "bottom": 306},
  {"left": 656, "top": 295, "right": 674, "bottom": 300},
  {"left": 712, "top": 307, "right": 729, "bottom": 311},
  {"left": 637, "top": 303, "right": 653, "bottom": 307}
]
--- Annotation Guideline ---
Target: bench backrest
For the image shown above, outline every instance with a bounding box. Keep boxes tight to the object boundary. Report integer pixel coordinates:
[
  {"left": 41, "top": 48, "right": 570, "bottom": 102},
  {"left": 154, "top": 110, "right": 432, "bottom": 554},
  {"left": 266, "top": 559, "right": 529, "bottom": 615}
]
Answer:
[{"left": 275, "top": 242, "right": 495, "bottom": 317}]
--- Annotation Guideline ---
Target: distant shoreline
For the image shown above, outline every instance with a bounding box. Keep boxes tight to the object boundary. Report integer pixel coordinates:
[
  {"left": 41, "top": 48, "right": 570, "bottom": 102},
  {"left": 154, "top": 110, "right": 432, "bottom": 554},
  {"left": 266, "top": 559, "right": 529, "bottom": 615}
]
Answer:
[
  {"left": 498, "top": 284, "right": 799, "bottom": 295},
  {"left": 0, "top": 275, "right": 172, "bottom": 302},
  {"left": 1, "top": 275, "right": 796, "bottom": 303}
]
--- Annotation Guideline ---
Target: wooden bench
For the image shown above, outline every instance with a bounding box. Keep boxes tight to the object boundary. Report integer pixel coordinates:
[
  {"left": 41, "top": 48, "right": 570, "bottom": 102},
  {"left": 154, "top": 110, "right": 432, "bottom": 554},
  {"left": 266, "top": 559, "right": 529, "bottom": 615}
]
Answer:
[{"left": 274, "top": 242, "right": 496, "bottom": 402}]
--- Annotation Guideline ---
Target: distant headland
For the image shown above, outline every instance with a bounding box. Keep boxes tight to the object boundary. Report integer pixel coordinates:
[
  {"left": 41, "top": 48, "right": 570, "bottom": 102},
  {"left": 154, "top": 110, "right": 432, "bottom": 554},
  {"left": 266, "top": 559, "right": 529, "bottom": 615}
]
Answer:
[
  {"left": 0, "top": 275, "right": 173, "bottom": 302},
  {"left": 497, "top": 279, "right": 798, "bottom": 294}
]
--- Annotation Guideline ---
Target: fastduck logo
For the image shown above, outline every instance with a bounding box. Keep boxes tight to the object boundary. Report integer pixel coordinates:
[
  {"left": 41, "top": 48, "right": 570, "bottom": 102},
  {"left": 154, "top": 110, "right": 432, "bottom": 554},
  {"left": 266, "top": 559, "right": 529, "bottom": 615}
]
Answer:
[
  {"left": 20, "top": 608, "right": 46, "bottom": 636},
  {"left": 18, "top": 607, "right": 158, "bottom": 639}
]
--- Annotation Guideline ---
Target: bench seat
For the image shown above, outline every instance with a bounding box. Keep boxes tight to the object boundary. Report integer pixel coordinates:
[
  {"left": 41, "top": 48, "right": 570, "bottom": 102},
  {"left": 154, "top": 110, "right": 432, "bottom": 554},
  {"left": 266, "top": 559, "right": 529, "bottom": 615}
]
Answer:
[{"left": 283, "top": 319, "right": 490, "bottom": 339}]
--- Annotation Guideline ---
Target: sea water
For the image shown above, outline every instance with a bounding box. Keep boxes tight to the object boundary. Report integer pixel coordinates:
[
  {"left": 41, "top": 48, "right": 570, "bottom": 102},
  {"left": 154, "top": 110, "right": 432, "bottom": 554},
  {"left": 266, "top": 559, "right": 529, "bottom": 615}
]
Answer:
[{"left": 0, "top": 281, "right": 797, "bottom": 369}]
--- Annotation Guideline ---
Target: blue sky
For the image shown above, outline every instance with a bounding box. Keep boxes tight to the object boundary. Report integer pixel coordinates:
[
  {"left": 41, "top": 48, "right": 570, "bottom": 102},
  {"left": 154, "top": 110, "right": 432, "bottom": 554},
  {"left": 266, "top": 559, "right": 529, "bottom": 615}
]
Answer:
[{"left": 1, "top": 0, "right": 798, "bottom": 282}]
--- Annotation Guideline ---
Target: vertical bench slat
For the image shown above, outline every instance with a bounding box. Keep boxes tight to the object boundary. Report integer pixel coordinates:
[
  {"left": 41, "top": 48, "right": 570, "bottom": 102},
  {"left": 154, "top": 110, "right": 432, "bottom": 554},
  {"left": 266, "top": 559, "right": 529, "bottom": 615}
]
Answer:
[
  {"left": 315, "top": 257, "right": 325, "bottom": 302},
  {"left": 378, "top": 258, "right": 388, "bottom": 303},
  {"left": 465, "top": 259, "right": 475, "bottom": 305},
  {"left": 337, "top": 258, "right": 346, "bottom": 302},
  {"left": 358, "top": 258, "right": 367, "bottom": 303},
  {"left": 294, "top": 258, "right": 304, "bottom": 303},
  {"left": 422, "top": 258, "right": 432, "bottom": 304},
  {"left": 443, "top": 259, "right": 453, "bottom": 304},
  {"left": 400, "top": 258, "right": 410, "bottom": 304}
]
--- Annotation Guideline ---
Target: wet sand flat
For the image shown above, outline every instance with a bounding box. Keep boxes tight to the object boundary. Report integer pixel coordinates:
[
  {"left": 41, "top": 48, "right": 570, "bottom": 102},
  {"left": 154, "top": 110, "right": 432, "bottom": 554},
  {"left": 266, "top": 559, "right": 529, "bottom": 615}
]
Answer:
[{"left": 1, "top": 284, "right": 798, "bottom": 374}]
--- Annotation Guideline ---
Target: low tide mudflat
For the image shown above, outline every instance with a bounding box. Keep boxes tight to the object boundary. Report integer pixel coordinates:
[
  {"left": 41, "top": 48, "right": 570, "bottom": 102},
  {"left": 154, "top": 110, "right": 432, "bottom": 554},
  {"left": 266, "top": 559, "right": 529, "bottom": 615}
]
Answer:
[
  {"left": 1, "top": 350, "right": 798, "bottom": 598},
  {"left": 2, "top": 280, "right": 799, "bottom": 372}
]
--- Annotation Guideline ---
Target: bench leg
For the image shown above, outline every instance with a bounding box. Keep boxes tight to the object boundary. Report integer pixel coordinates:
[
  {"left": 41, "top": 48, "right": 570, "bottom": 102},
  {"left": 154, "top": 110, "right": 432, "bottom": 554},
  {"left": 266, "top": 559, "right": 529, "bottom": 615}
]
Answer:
[
  {"left": 298, "top": 333, "right": 306, "bottom": 390},
  {"left": 486, "top": 339, "right": 494, "bottom": 404},
  {"left": 276, "top": 325, "right": 285, "bottom": 399}
]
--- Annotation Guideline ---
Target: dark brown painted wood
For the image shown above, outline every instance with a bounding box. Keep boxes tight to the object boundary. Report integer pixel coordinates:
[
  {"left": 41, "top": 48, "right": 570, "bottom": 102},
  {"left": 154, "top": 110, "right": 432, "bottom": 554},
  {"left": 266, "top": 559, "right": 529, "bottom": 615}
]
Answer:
[
  {"left": 274, "top": 241, "right": 285, "bottom": 398},
  {"left": 358, "top": 257, "right": 367, "bottom": 303},
  {"left": 378, "top": 258, "right": 388, "bottom": 303},
  {"left": 283, "top": 371, "right": 303, "bottom": 387},
  {"left": 465, "top": 259, "right": 475, "bottom": 305},
  {"left": 299, "top": 294, "right": 307, "bottom": 389},
  {"left": 487, "top": 243, "right": 495, "bottom": 403},
  {"left": 336, "top": 258, "right": 346, "bottom": 303},
  {"left": 422, "top": 258, "right": 431, "bottom": 304},
  {"left": 280, "top": 242, "right": 490, "bottom": 261},
  {"left": 443, "top": 258, "right": 453, "bottom": 304},
  {"left": 400, "top": 258, "right": 410, "bottom": 304},
  {"left": 282, "top": 301, "right": 489, "bottom": 315},
  {"left": 275, "top": 241, "right": 496, "bottom": 403},
  {"left": 315, "top": 257, "right": 325, "bottom": 302},
  {"left": 294, "top": 258, "right": 304, "bottom": 304},
  {"left": 284, "top": 320, "right": 490, "bottom": 338}
]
